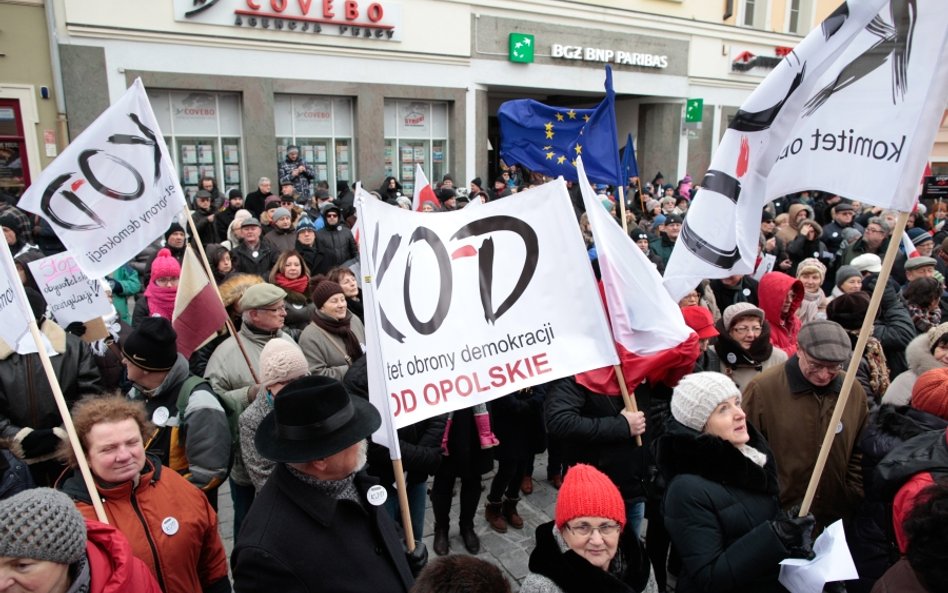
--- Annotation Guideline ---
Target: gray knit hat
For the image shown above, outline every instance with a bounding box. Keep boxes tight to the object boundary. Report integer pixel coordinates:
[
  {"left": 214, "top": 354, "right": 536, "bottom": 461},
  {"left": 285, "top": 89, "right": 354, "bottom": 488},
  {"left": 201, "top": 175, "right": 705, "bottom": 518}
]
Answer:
[
  {"left": 0, "top": 488, "right": 86, "bottom": 564},
  {"left": 671, "top": 372, "right": 741, "bottom": 432},
  {"left": 835, "top": 265, "right": 861, "bottom": 288}
]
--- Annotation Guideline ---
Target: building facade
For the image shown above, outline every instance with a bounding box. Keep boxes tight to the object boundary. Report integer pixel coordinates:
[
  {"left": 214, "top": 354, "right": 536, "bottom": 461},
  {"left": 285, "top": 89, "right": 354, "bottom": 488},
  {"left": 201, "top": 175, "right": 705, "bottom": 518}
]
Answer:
[{"left": 5, "top": 0, "right": 945, "bottom": 204}]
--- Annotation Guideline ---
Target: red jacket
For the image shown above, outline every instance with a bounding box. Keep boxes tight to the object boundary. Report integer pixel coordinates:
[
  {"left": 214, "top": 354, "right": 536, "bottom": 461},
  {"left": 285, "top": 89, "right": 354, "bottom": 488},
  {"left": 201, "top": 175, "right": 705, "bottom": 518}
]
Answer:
[
  {"left": 85, "top": 519, "right": 163, "bottom": 593},
  {"left": 64, "top": 458, "right": 230, "bottom": 593},
  {"left": 758, "top": 272, "right": 803, "bottom": 357}
]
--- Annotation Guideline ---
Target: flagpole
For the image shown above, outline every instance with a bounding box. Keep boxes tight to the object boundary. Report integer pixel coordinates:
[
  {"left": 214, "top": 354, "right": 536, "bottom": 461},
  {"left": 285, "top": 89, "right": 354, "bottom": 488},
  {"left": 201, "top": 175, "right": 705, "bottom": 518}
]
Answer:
[
  {"left": 392, "top": 459, "right": 415, "bottom": 552},
  {"left": 181, "top": 206, "right": 260, "bottom": 384},
  {"left": 0, "top": 242, "right": 109, "bottom": 523},
  {"left": 799, "top": 210, "right": 909, "bottom": 517},
  {"left": 637, "top": 178, "right": 646, "bottom": 215},
  {"left": 613, "top": 363, "right": 642, "bottom": 447},
  {"left": 618, "top": 186, "right": 629, "bottom": 235}
]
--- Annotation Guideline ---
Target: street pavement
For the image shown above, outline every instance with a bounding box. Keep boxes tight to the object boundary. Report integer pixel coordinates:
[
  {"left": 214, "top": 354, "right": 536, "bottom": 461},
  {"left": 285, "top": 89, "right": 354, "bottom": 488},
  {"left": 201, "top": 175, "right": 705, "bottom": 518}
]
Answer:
[{"left": 218, "top": 453, "right": 660, "bottom": 592}]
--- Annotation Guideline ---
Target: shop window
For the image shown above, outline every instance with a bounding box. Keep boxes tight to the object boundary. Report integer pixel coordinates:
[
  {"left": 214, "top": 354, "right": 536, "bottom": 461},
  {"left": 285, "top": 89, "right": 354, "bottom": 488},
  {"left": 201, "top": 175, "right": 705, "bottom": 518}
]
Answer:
[
  {"left": 275, "top": 95, "right": 354, "bottom": 198},
  {"left": 0, "top": 100, "right": 31, "bottom": 199},
  {"left": 148, "top": 90, "right": 244, "bottom": 202},
  {"left": 384, "top": 100, "right": 450, "bottom": 196}
]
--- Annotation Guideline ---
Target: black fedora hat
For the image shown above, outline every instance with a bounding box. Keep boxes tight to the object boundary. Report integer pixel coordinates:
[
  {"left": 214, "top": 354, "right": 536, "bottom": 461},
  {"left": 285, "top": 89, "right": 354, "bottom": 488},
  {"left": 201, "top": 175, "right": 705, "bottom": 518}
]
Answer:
[{"left": 255, "top": 375, "right": 381, "bottom": 463}]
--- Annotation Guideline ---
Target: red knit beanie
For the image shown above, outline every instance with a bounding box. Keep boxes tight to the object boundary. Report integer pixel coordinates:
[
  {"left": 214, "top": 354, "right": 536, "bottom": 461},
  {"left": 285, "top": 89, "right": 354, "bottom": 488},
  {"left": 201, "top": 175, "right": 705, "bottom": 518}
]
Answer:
[
  {"left": 150, "top": 248, "right": 181, "bottom": 280},
  {"left": 554, "top": 464, "right": 625, "bottom": 530},
  {"left": 912, "top": 367, "right": 948, "bottom": 420}
]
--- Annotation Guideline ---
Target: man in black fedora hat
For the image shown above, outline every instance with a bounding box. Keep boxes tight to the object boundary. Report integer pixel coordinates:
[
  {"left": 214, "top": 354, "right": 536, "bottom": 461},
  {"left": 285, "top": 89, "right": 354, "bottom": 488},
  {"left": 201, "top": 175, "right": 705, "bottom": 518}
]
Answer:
[{"left": 231, "top": 375, "right": 424, "bottom": 592}]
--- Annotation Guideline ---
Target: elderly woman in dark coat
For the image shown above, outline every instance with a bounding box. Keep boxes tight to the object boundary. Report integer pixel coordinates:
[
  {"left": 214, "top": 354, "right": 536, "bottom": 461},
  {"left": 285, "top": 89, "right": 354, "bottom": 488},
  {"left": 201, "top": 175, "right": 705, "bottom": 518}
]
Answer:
[
  {"left": 658, "top": 372, "right": 815, "bottom": 593},
  {"left": 520, "top": 464, "right": 650, "bottom": 593}
]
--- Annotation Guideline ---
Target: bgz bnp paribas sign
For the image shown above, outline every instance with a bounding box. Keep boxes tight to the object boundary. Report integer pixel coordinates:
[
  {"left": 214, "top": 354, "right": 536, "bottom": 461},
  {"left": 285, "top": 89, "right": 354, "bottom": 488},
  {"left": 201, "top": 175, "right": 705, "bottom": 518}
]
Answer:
[{"left": 551, "top": 44, "right": 668, "bottom": 68}]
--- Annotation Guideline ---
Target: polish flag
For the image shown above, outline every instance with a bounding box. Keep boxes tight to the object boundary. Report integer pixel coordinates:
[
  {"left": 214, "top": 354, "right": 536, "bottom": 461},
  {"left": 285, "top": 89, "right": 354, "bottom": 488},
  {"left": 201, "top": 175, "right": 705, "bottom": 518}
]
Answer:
[
  {"left": 173, "top": 245, "right": 228, "bottom": 358},
  {"left": 411, "top": 164, "right": 441, "bottom": 211},
  {"left": 574, "top": 157, "right": 699, "bottom": 393},
  {"left": 901, "top": 228, "right": 921, "bottom": 259}
]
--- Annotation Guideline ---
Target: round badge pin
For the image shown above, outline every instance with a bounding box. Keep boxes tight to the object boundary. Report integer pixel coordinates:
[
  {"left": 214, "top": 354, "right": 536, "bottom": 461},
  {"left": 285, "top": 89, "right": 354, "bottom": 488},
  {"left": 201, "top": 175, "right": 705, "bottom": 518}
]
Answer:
[
  {"left": 742, "top": 288, "right": 751, "bottom": 296},
  {"left": 835, "top": 421, "right": 844, "bottom": 434},
  {"left": 252, "top": 250, "right": 259, "bottom": 258},
  {"left": 367, "top": 485, "right": 388, "bottom": 506},
  {"left": 726, "top": 352, "right": 737, "bottom": 364},
  {"left": 832, "top": 232, "right": 839, "bottom": 237},
  {"left": 162, "top": 516, "right": 179, "bottom": 536},
  {"left": 152, "top": 407, "right": 170, "bottom": 426}
]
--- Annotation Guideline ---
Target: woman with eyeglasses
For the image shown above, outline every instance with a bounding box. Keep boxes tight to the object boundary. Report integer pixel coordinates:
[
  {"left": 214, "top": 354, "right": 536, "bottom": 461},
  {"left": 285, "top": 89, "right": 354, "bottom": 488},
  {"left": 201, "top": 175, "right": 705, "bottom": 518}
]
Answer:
[
  {"left": 520, "top": 464, "right": 651, "bottom": 593},
  {"left": 657, "top": 372, "right": 815, "bottom": 593},
  {"left": 713, "top": 303, "right": 788, "bottom": 391},
  {"left": 132, "top": 248, "right": 180, "bottom": 326}
]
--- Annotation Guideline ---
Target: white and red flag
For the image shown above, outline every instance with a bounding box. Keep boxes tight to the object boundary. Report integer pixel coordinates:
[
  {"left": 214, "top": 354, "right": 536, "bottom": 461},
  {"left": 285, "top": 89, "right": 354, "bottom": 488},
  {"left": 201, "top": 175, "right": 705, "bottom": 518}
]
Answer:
[
  {"left": 664, "top": 0, "right": 948, "bottom": 300},
  {"left": 575, "top": 157, "right": 699, "bottom": 393},
  {"left": 411, "top": 164, "right": 441, "bottom": 212},
  {"left": 18, "top": 79, "right": 186, "bottom": 278},
  {"left": 172, "top": 245, "right": 227, "bottom": 359}
]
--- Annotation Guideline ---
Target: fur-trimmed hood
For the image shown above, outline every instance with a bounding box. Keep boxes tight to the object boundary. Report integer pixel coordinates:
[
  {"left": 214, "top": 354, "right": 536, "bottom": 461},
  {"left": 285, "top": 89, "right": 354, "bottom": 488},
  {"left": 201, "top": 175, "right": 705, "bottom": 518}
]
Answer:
[
  {"left": 0, "top": 318, "right": 67, "bottom": 360},
  {"left": 905, "top": 333, "right": 941, "bottom": 377},
  {"left": 657, "top": 418, "right": 779, "bottom": 496},
  {"left": 217, "top": 273, "right": 263, "bottom": 309}
]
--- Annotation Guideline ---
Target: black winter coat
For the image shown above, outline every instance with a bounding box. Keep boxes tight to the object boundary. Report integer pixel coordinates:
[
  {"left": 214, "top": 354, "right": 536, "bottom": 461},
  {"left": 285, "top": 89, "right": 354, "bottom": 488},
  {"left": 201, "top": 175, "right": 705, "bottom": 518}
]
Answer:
[
  {"left": 523, "top": 521, "right": 650, "bottom": 593},
  {"left": 230, "top": 242, "right": 278, "bottom": 279},
  {"left": 232, "top": 465, "right": 414, "bottom": 593},
  {"left": 314, "top": 224, "right": 357, "bottom": 274},
  {"left": 658, "top": 419, "right": 789, "bottom": 593},
  {"left": 545, "top": 378, "right": 648, "bottom": 502},
  {"left": 490, "top": 386, "right": 547, "bottom": 463}
]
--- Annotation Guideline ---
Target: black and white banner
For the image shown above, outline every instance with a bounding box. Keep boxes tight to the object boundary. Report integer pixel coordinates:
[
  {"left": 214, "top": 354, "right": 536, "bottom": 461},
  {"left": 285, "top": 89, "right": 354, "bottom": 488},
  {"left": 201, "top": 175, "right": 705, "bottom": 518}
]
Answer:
[
  {"left": 19, "top": 79, "right": 186, "bottom": 278},
  {"left": 664, "top": 0, "right": 948, "bottom": 300},
  {"left": 356, "top": 180, "right": 617, "bottom": 447}
]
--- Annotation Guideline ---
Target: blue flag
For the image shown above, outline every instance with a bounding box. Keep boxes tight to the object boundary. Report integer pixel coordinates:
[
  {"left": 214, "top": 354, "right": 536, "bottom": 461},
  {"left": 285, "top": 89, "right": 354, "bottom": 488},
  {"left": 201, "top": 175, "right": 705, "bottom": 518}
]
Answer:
[
  {"left": 498, "top": 66, "right": 621, "bottom": 186},
  {"left": 620, "top": 133, "right": 639, "bottom": 183}
]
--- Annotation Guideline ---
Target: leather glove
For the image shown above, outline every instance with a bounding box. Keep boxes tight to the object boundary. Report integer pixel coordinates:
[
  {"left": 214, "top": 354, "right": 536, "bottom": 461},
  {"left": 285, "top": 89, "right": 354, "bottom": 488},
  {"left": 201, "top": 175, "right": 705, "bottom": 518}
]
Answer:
[
  {"left": 110, "top": 278, "right": 124, "bottom": 295},
  {"left": 65, "top": 321, "right": 87, "bottom": 337},
  {"left": 405, "top": 541, "right": 428, "bottom": 577},
  {"left": 771, "top": 512, "right": 816, "bottom": 560},
  {"left": 21, "top": 428, "right": 62, "bottom": 458}
]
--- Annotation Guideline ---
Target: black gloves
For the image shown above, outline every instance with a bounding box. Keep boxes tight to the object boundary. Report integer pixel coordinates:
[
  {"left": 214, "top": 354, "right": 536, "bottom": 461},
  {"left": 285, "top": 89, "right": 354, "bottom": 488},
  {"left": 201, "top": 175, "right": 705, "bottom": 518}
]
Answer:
[
  {"left": 21, "top": 428, "right": 62, "bottom": 458},
  {"left": 771, "top": 512, "right": 816, "bottom": 560},
  {"left": 109, "top": 278, "right": 124, "bottom": 295},
  {"left": 405, "top": 541, "right": 428, "bottom": 577},
  {"left": 65, "top": 321, "right": 87, "bottom": 337}
]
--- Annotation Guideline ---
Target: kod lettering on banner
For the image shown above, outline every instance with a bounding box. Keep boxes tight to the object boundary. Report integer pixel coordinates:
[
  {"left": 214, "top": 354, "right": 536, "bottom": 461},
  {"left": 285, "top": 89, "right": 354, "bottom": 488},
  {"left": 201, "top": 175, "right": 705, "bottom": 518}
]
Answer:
[
  {"left": 357, "top": 179, "right": 619, "bottom": 432},
  {"left": 17, "top": 78, "right": 186, "bottom": 278}
]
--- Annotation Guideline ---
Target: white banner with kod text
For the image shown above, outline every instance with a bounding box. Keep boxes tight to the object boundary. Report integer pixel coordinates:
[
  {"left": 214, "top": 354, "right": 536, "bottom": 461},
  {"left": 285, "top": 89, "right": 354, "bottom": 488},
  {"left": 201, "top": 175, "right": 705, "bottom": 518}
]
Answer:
[
  {"left": 358, "top": 178, "right": 618, "bottom": 431},
  {"left": 18, "top": 78, "right": 186, "bottom": 278},
  {"left": 27, "top": 253, "right": 112, "bottom": 327},
  {"left": 0, "top": 244, "right": 31, "bottom": 349}
]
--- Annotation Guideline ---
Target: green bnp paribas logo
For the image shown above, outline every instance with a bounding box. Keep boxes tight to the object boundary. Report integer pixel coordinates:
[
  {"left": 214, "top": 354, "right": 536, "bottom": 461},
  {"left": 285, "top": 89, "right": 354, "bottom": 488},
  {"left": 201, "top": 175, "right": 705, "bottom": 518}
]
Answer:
[{"left": 509, "top": 33, "right": 534, "bottom": 63}]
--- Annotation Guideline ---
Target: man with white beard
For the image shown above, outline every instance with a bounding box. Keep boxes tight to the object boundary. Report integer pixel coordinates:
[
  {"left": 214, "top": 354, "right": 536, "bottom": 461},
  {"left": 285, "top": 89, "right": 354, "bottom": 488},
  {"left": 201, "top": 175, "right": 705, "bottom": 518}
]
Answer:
[{"left": 232, "top": 375, "right": 426, "bottom": 592}]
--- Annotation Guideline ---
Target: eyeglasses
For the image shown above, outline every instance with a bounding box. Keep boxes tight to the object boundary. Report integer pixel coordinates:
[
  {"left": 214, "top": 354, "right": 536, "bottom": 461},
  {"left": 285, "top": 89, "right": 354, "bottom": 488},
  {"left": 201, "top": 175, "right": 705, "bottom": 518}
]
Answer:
[
  {"left": 800, "top": 350, "right": 844, "bottom": 374},
  {"left": 257, "top": 305, "right": 286, "bottom": 313},
  {"left": 731, "top": 325, "right": 762, "bottom": 335},
  {"left": 326, "top": 213, "right": 339, "bottom": 218},
  {"left": 565, "top": 522, "right": 622, "bottom": 538}
]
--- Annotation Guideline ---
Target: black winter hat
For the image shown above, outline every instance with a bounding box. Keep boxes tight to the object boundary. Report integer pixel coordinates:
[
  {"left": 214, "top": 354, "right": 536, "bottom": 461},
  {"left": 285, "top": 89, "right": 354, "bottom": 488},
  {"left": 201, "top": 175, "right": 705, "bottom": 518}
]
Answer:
[
  {"left": 122, "top": 317, "right": 178, "bottom": 371},
  {"left": 24, "top": 287, "right": 47, "bottom": 323},
  {"left": 164, "top": 222, "right": 186, "bottom": 241}
]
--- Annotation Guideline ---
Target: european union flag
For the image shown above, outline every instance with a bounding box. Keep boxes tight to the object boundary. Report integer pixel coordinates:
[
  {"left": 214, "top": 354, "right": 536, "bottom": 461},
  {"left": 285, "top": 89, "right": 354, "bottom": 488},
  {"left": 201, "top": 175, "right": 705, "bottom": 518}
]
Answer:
[
  {"left": 498, "top": 66, "right": 621, "bottom": 186},
  {"left": 621, "top": 133, "right": 639, "bottom": 183}
]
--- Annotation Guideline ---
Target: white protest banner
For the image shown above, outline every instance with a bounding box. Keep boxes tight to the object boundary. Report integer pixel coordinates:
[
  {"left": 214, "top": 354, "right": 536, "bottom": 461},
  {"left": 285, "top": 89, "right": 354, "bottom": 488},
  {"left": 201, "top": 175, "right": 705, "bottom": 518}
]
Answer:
[
  {"left": 0, "top": 243, "right": 31, "bottom": 349},
  {"left": 664, "top": 0, "right": 948, "bottom": 300},
  {"left": 18, "top": 78, "right": 186, "bottom": 278},
  {"left": 357, "top": 178, "right": 618, "bottom": 432},
  {"left": 26, "top": 253, "right": 111, "bottom": 327}
]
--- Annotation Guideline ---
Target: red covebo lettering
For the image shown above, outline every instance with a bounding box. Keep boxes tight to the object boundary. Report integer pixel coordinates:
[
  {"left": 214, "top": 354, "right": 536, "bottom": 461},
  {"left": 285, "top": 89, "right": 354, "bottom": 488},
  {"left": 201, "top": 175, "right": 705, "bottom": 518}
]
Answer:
[
  {"left": 322, "top": 0, "right": 334, "bottom": 18},
  {"left": 270, "top": 0, "right": 287, "bottom": 12},
  {"left": 366, "top": 2, "right": 383, "bottom": 21},
  {"left": 344, "top": 0, "right": 358, "bottom": 20}
]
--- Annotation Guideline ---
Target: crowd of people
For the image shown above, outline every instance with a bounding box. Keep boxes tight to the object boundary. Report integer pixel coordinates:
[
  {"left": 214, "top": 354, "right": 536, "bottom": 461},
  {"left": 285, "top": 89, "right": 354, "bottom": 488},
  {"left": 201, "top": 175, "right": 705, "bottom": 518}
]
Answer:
[{"left": 1, "top": 155, "right": 947, "bottom": 593}]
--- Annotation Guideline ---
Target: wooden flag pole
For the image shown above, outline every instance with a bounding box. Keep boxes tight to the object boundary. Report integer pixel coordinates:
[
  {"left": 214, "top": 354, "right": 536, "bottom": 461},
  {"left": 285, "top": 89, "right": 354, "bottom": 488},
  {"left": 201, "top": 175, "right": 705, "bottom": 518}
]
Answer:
[
  {"left": 637, "top": 178, "right": 646, "bottom": 215},
  {"left": 613, "top": 363, "right": 643, "bottom": 447},
  {"left": 799, "top": 210, "right": 909, "bottom": 517},
  {"left": 392, "top": 458, "right": 415, "bottom": 552},
  {"left": 181, "top": 207, "right": 260, "bottom": 384},
  {"left": 618, "top": 186, "right": 629, "bottom": 235}
]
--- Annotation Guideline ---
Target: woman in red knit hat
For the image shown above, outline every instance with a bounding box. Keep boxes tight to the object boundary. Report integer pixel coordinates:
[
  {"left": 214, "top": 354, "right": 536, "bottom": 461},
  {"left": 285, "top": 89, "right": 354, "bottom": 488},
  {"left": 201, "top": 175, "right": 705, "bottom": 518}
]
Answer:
[
  {"left": 131, "top": 248, "right": 180, "bottom": 326},
  {"left": 520, "top": 464, "right": 650, "bottom": 593}
]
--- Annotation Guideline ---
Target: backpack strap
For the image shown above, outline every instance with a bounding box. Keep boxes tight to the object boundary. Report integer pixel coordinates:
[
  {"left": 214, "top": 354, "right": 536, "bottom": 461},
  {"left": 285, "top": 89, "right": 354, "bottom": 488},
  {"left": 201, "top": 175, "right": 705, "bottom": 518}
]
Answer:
[{"left": 176, "top": 375, "right": 210, "bottom": 420}]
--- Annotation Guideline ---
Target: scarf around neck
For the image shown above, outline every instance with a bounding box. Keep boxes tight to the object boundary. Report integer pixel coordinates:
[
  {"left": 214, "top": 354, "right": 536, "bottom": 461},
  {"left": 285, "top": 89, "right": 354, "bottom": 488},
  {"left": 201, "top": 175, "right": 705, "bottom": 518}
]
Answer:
[
  {"left": 312, "top": 310, "right": 363, "bottom": 363},
  {"left": 144, "top": 282, "right": 177, "bottom": 319},
  {"left": 274, "top": 272, "right": 309, "bottom": 296}
]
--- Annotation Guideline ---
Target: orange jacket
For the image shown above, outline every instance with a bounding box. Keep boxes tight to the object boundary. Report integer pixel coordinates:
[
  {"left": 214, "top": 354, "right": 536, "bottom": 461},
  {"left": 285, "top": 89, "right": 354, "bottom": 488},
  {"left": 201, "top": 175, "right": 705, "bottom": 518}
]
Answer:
[{"left": 63, "top": 457, "right": 230, "bottom": 593}]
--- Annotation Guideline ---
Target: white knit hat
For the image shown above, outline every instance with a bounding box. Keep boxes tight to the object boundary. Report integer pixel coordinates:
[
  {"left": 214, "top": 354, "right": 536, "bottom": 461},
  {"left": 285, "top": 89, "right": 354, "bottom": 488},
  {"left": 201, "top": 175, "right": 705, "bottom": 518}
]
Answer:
[
  {"left": 671, "top": 372, "right": 741, "bottom": 432},
  {"left": 259, "top": 339, "right": 308, "bottom": 387}
]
